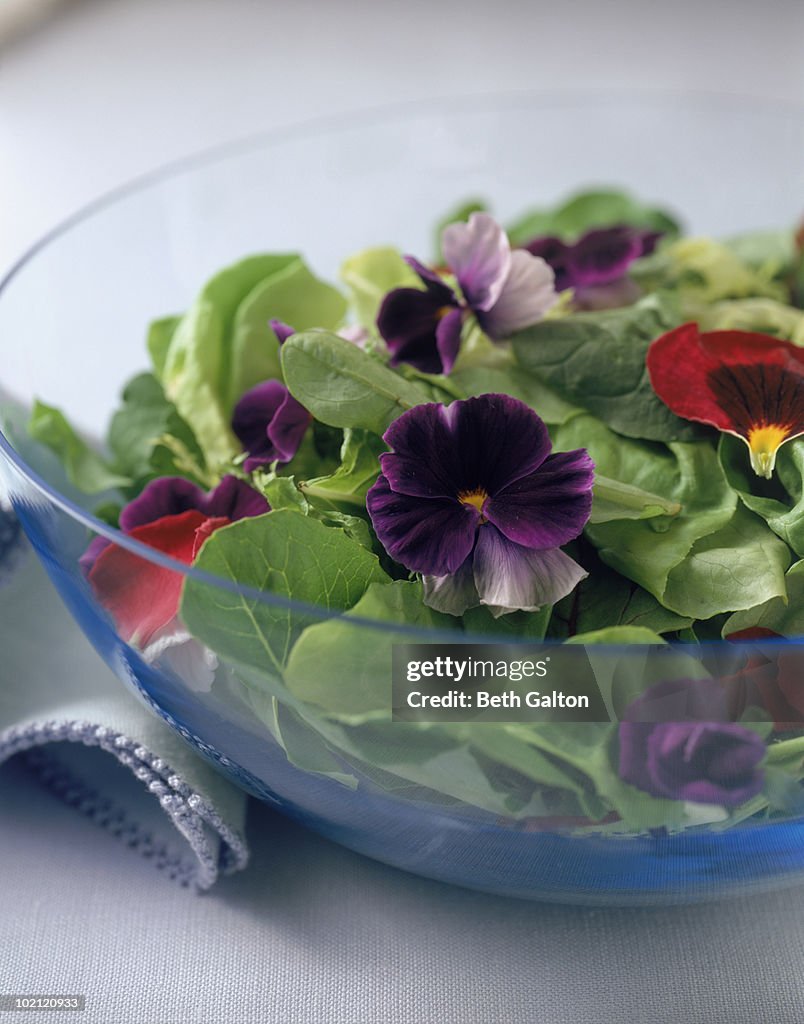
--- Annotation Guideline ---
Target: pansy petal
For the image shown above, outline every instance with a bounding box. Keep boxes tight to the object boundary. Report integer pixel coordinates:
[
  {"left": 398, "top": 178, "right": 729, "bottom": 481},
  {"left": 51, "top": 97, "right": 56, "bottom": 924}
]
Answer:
[
  {"left": 120, "top": 477, "right": 207, "bottom": 532},
  {"left": 523, "top": 236, "right": 572, "bottom": 291},
  {"left": 377, "top": 285, "right": 459, "bottom": 375},
  {"left": 567, "top": 227, "right": 644, "bottom": 288},
  {"left": 270, "top": 319, "right": 296, "bottom": 345},
  {"left": 648, "top": 324, "right": 804, "bottom": 477},
  {"left": 484, "top": 448, "right": 594, "bottom": 548},
  {"left": 262, "top": 391, "right": 312, "bottom": 468},
  {"left": 382, "top": 394, "right": 552, "bottom": 498},
  {"left": 435, "top": 306, "right": 464, "bottom": 376},
  {"left": 366, "top": 474, "right": 477, "bottom": 576},
  {"left": 472, "top": 526, "right": 587, "bottom": 617},
  {"left": 421, "top": 559, "right": 480, "bottom": 617},
  {"left": 403, "top": 256, "right": 457, "bottom": 298},
  {"left": 200, "top": 475, "right": 270, "bottom": 521},
  {"left": 88, "top": 510, "right": 227, "bottom": 646},
  {"left": 232, "top": 380, "right": 288, "bottom": 453},
  {"left": 480, "top": 250, "right": 557, "bottom": 339},
  {"left": 442, "top": 213, "right": 511, "bottom": 312}
]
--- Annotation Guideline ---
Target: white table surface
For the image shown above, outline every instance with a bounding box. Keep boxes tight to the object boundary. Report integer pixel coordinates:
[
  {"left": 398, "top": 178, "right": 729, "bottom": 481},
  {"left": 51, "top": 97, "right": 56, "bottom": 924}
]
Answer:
[{"left": 2, "top": 3, "right": 804, "bottom": 1022}]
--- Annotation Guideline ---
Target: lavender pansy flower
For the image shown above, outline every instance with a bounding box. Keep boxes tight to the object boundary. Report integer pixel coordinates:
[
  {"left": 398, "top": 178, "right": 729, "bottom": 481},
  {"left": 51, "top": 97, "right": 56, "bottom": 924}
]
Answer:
[
  {"left": 377, "top": 213, "right": 557, "bottom": 375},
  {"left": 232, "top": 380, "right": 311, "bottom": 472},
  {"left": 366, "top": 394, "right": 593, "bottom": 617},
  {"left": 619, "top": 677, "right": 765, "bottom": 807},
  {"left": 525, "top": 226, "right": 660, "bottom": 311}
]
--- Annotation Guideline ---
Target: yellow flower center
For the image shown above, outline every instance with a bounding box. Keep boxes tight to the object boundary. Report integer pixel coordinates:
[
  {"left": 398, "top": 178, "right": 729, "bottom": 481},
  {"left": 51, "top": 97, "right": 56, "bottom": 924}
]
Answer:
[
  {"left": 746, "top": 424, "right": 791, "bottom": 479},
  {"left": 458, "top": 488, "right": 489, "bottom": 521}
]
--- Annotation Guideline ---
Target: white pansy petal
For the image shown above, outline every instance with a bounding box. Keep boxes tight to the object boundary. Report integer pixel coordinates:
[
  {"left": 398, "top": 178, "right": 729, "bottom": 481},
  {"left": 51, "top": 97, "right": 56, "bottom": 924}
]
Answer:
[
  {"left": 483, "top": 251, "right": 558, "bottom": 339},
  {"left": 442, "top": 212, "right": 511, "bottom": 312}
]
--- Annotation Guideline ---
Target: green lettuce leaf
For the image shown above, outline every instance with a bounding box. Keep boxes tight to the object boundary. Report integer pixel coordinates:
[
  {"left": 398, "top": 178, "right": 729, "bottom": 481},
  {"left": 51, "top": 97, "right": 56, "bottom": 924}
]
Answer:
[
  {"left": 285, "top": 580, "right": 456, "bottom": 721},
  {"left": 724, "top": 560, "right": 804, "bottom": 637},
  {"left": 180, "top": 510, "right": 389, "bottom": 675},
  {"left": 720, "top": 435, "right": 804, "bottom": 557},
  {"left": 300, "top": 428, "right": 385, "bottom": 507},
  {"left": 340, "top": 246, "right": 419, "bottom": 328},
  {"left": 556, "top": 414, "right": 789, "bottom": 618},
  {"left": 28, "top": 400, "right": 130, "bottom": 494},
  {"left": 107, "top": 373, "right": 208, "bottom": 490}
]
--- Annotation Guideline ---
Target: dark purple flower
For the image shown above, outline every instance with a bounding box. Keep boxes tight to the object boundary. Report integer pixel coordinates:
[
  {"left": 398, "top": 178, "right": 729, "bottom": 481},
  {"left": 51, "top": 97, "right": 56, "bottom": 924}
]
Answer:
[
  {"left": 619, "top": 678, "right": 765, "bottom": 807},
  {"left": 524, "top": 226, "right": 660, "bottom": 311},
  {"left": 366, "top": 394, "right": 593, "bottom": 617},
  {"left": 80, "top": 474, "right": 268, "bottom": 574},
  {"left": 377, "top": 214, "right": 557, "bottom": 375},
  {"left": 232, "top": 380, "right": 311, "bottom": 472}
]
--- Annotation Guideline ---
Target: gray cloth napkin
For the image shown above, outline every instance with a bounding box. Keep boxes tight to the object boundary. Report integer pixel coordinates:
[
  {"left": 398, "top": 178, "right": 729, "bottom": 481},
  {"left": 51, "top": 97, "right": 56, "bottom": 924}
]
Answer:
[{"left": 0, "top": 505, "right": 249, "bottom": 888}]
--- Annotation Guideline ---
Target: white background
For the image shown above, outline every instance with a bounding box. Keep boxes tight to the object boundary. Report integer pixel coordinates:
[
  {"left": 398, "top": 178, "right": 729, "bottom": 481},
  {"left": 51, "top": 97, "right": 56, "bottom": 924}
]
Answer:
[{"left": 2, "top": 0, "right": 803, "bottom": 275}]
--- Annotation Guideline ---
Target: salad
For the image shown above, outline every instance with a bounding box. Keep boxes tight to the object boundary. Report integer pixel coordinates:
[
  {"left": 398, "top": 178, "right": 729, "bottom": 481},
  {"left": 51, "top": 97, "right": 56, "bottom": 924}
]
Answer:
[{"left": 28, "top": 188, "right": 804, "bottom": 835}]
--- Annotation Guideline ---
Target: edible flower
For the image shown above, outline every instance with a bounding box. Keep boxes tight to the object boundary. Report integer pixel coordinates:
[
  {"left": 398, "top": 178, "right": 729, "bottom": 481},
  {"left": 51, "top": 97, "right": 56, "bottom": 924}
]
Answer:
[
  {"left": 619, "top": 677, "right": 765, "bottom": 807},
  {"left": 366, "top": 394, "right": 593, "bottom": 617},
  {"left": 86, "top": 476, "right": 269, "bottom": 688},
  {"left": 524, "top": 226, "right": 659, "bottom": 310},
  {"left": 376, "top": 213, "right": 557, "bottom": 375},
  {"left": 232, "top": 380, "right": 311, "bottom": 472},
  {"left": 647, "top": 324, "right": 804, "bottom": 478}
]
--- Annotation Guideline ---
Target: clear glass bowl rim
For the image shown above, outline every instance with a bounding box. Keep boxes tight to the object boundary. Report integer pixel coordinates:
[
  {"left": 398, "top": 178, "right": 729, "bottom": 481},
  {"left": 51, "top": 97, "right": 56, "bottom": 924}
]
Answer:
[{"left": 2, "top": 87, "right": 803, "bottom": 638}]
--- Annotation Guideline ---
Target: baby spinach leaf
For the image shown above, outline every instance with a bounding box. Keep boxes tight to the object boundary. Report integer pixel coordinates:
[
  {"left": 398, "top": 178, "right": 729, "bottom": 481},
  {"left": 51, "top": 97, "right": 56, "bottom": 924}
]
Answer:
[
  {"left": 28, "top": 400, "right": 130, "bottom": 494},
  {"left": 181, "top": 510, "right": 388, "bottom": 675},
  {"left": 450, "top": 364, "right": 579, "bottom": 425},
  {"left": 511, "top": 293, "right": 699, "bottom": 442},
  {"left": 340, "top": 246, "right": 419, "bottom": 328},
  {"left": 281, "top": 330, "right": 430, "bottom": 434}
]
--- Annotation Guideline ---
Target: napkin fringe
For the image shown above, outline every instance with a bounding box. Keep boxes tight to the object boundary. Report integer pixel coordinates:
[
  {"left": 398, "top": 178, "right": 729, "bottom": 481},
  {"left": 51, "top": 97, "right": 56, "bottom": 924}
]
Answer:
[{"left": 0, "top": 718, "right": 248, "bottom": 890}]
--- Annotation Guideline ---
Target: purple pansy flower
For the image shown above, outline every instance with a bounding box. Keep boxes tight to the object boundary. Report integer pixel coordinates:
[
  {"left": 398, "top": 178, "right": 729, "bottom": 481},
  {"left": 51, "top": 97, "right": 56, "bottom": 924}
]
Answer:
[
  {"left": 377, "top": 213, "right": 557, "bottom": 375},
  {"left": 619, "top": 678, "right": 765, "bottom": 807},
  {"left": 80, "top": 474, "right": 269, "bottom": 574},
  {"left": 366, "top": 394, "right": 594, "bottom": 617},
  {"left": 525, "top": 226, "right": 660, "bottom": 311},
  {"left": 232, "top": 380, "right": 311, "bottom": 472}
]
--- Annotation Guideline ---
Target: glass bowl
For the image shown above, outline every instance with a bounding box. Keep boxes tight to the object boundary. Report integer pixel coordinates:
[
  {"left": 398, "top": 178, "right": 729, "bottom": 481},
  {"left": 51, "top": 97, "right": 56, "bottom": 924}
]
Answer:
[{"left": 1, "top": 92, "right": 803, "bottom": 905}]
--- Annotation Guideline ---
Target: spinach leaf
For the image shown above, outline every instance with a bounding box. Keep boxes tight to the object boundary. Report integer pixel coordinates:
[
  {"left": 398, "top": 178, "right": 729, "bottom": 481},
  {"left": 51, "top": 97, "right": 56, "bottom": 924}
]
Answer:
[
  {"left": 450, "top": 363, "right": 579, "bottom": 425},
  {"left": 511, "top": 294, "right": 699, "bottom": 442},
  {"left": 181, "top": 510, "right": 388, "bottom": 675},
  {"left": 724, "top": 560, "right": 804, "bottom": 637},
  {"left": 281, "top": 330, "right": 430, "bottom": 434}
]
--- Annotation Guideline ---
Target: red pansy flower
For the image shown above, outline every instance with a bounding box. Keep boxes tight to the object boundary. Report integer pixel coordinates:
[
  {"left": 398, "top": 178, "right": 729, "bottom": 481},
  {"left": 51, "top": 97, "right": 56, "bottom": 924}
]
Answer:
[{"left": 647, "top": 324, "right": 804, "bottom": 478}]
